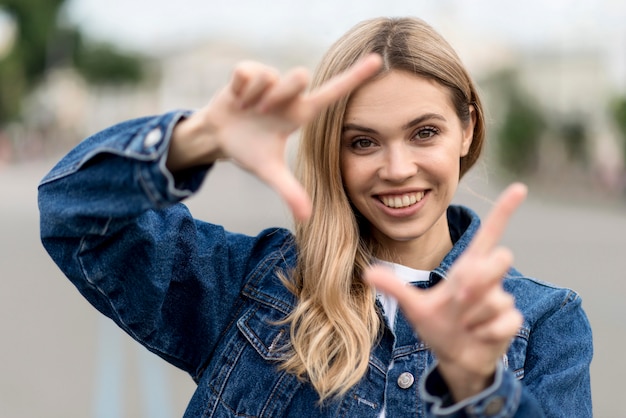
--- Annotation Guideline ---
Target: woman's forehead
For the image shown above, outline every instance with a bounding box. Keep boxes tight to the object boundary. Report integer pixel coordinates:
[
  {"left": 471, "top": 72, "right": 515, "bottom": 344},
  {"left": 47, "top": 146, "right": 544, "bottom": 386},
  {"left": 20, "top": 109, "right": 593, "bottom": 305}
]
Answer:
[{"left": 344, "top": 71, "right": 457, "bottom": 125}]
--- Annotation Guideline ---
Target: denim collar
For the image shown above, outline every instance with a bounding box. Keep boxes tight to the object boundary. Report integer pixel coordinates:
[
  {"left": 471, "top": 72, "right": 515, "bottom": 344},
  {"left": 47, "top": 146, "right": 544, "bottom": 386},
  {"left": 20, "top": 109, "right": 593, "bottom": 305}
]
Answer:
[
  {"left": 244, "top": 205, "right": 479, "bottom": 313},
  {"left": 431, "top": 205, "right": 480, "bottom": 283}
]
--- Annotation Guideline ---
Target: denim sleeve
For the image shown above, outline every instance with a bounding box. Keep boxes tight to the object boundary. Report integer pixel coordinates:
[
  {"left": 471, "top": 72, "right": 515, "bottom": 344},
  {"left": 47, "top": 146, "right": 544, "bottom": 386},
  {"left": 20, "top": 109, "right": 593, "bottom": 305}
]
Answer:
[
  {"left": 420, "top": 291, "right": 593, "bottom": 418},
  {"left": 39, "top": 110, "right": 202, "bottom": 213},
  {"left": 38, "top": 111, "right": 291, "bottom": 380},
  {"left": 521, "top": 291, "right": 593, "bottom": 417},
  {"left": 421, "top": 362, "right": 542, "bottom": 418}
]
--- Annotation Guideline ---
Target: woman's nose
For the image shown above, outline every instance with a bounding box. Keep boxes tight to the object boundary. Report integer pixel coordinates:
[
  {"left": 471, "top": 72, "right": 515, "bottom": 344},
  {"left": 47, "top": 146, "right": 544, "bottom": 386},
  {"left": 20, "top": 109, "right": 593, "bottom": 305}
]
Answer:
[{"left": 378, "top": 145, "right": 418, "bottom": 182}]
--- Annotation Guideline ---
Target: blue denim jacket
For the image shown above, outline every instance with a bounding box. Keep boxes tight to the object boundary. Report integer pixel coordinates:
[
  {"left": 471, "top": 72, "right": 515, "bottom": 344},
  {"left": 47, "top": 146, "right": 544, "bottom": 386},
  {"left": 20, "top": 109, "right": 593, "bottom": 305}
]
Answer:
[{"left": 38, "top": 111, "right": 592, "bottom": 418}]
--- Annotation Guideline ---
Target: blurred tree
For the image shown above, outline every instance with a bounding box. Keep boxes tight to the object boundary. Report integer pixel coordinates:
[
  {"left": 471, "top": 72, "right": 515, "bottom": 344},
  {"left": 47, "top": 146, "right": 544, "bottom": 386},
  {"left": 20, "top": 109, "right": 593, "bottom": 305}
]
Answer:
[
  {"left": 498, "top": 95, "right": 545, "bottom": 175},
  {"left": 490, "top": 70, "right": 546, "bottom": 176},
  {"left": 611, "top": 96, "right": 626, "bottom": 164},
  {"left": 0, "top": 0, "right": 144, "bottom": 125},
  {"left": 74, "top": 41, "right": 144, "bottom": 85},
  {"left": 559, "top": 117, "right": 588, "bottom": 165}
]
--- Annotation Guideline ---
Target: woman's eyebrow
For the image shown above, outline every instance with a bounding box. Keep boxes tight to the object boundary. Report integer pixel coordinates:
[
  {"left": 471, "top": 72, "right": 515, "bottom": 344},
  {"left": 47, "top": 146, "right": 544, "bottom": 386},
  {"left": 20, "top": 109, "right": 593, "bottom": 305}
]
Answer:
[
  {"left": 343, "top": 113, "right": 447, "bottom": 133},
  {"left": 342, "top": 123, "right": 378, "bottom": 134},
  {"left": 402, "top": 113, "right": 447, "bottom": 130}
]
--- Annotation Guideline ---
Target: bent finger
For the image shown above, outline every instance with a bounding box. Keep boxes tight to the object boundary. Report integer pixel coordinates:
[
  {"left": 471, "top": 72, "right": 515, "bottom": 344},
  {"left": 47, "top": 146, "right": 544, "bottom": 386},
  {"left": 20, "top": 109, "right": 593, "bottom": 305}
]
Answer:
[
  {"left": 461, "top": 288, "right": 516, "bottom": 330},
  {"left": 257, "top": 67, "right": 310, "bottom": 112},
  {"left": 230, "top": 65, "right": 249, "bottom": 97},
  {"left": 473, "top": 308, "right": 523, "bottom": 343},
  {"left": 231, "top": 63, "right": 280, "bottom": 109},
  {"left": 455, "top": 246, "right": 514, "bottom": 303}
]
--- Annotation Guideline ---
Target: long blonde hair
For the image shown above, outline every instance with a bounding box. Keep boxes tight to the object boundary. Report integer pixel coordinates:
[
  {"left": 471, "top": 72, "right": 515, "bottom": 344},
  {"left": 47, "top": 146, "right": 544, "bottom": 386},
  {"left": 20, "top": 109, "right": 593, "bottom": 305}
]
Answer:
[{"left": 280, "top": 17, "right": 486, "bottom": 402}]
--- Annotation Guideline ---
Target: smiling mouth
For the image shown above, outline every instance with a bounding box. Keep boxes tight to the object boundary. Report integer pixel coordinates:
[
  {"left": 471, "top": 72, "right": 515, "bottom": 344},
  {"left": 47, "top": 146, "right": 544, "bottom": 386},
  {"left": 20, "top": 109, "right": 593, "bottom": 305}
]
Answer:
[{"left": 378, "top": 191, "right": 425, "bottom": 208}]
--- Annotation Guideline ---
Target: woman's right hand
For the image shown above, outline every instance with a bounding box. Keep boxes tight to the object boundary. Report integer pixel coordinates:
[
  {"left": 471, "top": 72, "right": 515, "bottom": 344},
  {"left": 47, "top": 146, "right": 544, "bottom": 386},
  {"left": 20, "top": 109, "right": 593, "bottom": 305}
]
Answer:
[
  {"left": 167, "top": 55, "right": 382, "bottom": 221},
  {"left": 364, "top": 184, "right": 527, "bottom": 403}
]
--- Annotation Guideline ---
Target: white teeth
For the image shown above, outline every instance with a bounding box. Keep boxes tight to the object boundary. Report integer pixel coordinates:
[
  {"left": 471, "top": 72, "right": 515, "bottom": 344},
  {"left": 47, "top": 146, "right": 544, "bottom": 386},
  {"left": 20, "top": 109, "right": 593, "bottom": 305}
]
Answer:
[{"left": 380, "top": 192, "right": 424, "bottom": 208}]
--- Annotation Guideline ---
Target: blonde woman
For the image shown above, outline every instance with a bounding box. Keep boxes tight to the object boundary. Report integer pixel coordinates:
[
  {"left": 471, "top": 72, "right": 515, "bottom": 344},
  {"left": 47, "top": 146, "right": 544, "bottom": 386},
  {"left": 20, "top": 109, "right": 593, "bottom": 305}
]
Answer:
[{"left": 39, "top": 17, "right": 592, "bottom": 417}]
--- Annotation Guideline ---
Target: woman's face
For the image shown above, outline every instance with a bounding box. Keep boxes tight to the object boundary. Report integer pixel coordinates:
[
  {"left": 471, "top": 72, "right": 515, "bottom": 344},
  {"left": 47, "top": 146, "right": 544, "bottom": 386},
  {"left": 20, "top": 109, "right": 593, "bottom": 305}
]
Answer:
[{"left": 340, "top": 70, "right": 474, "bottom": 265}]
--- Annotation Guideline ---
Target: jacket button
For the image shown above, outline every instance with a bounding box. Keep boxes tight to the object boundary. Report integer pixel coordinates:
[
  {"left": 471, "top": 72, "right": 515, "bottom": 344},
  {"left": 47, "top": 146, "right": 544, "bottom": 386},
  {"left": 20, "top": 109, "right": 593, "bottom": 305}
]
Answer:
[
  {"left": 144, "top": 128, "right": 162, "bottom": 148},
  {"left": 484, "top": 396, "right": 505, "bottom": 416},
  {"left": 397, "top": 372, "right": 415, "bottom": 389}
]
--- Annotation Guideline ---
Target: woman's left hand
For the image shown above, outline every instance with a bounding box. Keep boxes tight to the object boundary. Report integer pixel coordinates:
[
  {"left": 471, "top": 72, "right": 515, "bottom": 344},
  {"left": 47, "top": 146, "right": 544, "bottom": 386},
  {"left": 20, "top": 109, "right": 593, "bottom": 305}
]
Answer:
[
  {"left": 364, "top": 183, "right": 527, "bottom": 402},
  {"left": 168, "top": 55, "right": 382, "bottom": 221}
]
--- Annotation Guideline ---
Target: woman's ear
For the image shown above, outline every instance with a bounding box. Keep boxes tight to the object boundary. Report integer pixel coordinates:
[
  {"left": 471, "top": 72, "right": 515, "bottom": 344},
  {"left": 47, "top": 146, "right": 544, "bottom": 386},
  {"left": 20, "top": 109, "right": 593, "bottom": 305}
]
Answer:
[{"left": 460, "top": 105, "right": 476, "bottom": 157}]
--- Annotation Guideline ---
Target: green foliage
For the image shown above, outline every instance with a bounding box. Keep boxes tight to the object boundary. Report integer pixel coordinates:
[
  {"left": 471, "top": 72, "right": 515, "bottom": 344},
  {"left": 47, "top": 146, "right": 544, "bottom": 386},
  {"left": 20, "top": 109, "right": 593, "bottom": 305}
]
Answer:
[
  {"left": 0, "top": 0, "right": 145, "bottom": 125},
  {"left": 0, "top": 47, "right": 26, "bottom": 123},
  {"left": 497, "top": 90, "right": 546, "bottom": 176},
  {"left": 610, "top": 96, "right": 626, "bottom": 162},
  {"left": 0, "top": 0, "right": 66, "bottom": 78},
  {"left": 612, "top": 97, "right": 626, "bottom": 135},
  {"left": 0, "top": 0, "right": 65, "bottom": 122},
  {"left": 482, "top": 69, "right": 546, "bottom": 176},
  {"left": 559, "top": 118, "right": 588, "bottom": 164},
  {"left": 74, "top": 42, "right": 144, "bottom": 85}
]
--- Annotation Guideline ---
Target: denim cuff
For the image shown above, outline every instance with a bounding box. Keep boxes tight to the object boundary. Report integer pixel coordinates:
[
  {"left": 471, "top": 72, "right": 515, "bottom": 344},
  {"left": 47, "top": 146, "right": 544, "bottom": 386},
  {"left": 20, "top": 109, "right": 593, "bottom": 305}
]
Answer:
[
  {"left": 132, "top": 110, "right": 211, "bottom": 206},
  {"left": 421, "top": 362, "right": 521, "bottom": 418}
]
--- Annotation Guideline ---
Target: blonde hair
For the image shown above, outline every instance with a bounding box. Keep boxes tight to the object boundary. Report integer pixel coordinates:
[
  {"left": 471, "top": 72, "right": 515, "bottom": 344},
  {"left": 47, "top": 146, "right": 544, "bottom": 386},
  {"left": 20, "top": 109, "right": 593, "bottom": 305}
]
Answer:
[{"left": 280, "top": 17, "right": 486, "bottom": 402}]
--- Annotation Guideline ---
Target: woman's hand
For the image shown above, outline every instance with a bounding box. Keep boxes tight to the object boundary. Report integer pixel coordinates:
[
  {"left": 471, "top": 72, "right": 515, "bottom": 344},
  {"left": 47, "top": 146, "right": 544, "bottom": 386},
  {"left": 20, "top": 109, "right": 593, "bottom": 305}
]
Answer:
[
  {"left": 364, "top": 183, "right": 527, "bottom": 402},
  {"left": 167, "top": 55, "right": 382, "bottom": 221}
]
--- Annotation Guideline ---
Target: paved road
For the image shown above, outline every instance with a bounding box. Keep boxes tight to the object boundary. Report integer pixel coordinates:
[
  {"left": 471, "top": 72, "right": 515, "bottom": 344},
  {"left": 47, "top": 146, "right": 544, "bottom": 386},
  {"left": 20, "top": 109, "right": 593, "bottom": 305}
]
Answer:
[{"left": 1, "top": 158, "right": 624, "bottom": 417}]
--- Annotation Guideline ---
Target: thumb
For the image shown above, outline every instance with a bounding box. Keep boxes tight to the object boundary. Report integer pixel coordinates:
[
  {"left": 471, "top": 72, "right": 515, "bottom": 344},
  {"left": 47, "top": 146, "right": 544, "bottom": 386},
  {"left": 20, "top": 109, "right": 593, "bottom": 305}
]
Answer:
[{"left": 363, "top": 265, "right": 427, "bottom": 318}]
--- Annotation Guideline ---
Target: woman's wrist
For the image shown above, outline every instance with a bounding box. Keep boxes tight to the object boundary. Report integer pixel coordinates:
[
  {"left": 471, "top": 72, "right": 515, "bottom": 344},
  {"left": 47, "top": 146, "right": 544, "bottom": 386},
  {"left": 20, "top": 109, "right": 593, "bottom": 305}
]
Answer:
[
  {"left": 166, "top": 110, "right": 224, "bottom": 173},
  {"left": 437, "top": 361, "right": 496, "bottom": 403}
]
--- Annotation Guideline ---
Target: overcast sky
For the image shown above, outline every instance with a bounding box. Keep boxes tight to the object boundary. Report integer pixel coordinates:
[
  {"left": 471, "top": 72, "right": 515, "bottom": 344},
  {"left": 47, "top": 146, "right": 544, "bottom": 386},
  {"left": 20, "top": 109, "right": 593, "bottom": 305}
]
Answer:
[
  {"left": 59, "top": 0, "right": 625, "bottom": 84},
  {"left": 62, "top": 0, "right": 624, "bottom": 49}
]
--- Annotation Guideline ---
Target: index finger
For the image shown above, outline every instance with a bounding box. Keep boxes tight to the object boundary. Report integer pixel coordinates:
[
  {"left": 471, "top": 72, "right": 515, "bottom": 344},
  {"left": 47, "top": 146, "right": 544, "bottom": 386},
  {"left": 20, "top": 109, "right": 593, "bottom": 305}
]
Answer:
[
  {"left": 469, "top": 183, "right": 528, "bottom": 255},
  {"left": 304, "top": 54, "right": 382, "bottom": 116}
]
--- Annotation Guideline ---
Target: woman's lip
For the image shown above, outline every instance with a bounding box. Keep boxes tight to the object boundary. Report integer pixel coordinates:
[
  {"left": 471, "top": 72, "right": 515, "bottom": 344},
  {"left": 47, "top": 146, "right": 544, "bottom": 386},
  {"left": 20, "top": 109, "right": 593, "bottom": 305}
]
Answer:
[{"left": 374, "top": 188, "right": 428, "bottom": 196}]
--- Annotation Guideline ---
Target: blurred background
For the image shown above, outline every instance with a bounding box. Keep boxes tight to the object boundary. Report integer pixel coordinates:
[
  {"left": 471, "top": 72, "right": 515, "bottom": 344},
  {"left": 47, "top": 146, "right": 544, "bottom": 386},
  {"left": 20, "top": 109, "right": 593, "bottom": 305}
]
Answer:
[{"left": 0, "top": 0, "right": 624, "bottom": 416}]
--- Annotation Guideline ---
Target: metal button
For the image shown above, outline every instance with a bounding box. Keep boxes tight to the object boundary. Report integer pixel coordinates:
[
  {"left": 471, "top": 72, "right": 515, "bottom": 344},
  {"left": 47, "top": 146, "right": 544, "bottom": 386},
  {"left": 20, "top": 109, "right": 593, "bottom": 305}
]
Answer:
[
  {"left": 484, "top": 396, "right": 505, "bottom": 416},
  {"left": 144, "top": 128, "right": 162, "bottom": 148},
  {"left": 397, "top": 372, "right": 414, "bottom": 389}
]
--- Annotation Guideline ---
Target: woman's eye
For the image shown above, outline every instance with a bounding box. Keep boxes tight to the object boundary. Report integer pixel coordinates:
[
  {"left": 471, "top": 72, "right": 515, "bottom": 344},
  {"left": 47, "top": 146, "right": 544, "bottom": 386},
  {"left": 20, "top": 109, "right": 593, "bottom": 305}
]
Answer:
[
  {"left": 352, "top": 138, "right": 375, "bottom": 149},
  {"left": 415, "top": 126, "right": 439, "bottom": 140}
]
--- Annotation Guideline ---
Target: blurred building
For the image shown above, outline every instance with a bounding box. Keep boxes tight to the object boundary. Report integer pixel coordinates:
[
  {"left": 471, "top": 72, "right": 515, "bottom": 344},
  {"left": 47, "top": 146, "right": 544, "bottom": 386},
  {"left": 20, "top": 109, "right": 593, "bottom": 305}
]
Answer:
[
  {"left": 515, "top": 47, "right": 623, "bottom": 189},
  {"left": 517, "top": 47, "right": 608, "bottom": 120},
  {"left": 157, "top": 38, "right": 321, "bottom": 110},
  {"left": 14, "top": 31, "right": 625, "bottom": 193},
  {"left": 17, "top": 37, "right": 321, "bottom": 155}
]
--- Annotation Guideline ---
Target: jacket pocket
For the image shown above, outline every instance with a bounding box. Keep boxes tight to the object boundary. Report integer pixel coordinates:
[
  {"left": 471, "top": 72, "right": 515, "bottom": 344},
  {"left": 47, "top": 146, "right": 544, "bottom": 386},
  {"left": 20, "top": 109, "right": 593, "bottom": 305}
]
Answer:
[
  {"left": 205, "top": 303, "right": 303, "bottom": 417},
  {"left": 505, "top": 327, "right": 530, "bottom": 380},
  {"left": 237, "top": 303, "right": 290, "bottom": 361}
]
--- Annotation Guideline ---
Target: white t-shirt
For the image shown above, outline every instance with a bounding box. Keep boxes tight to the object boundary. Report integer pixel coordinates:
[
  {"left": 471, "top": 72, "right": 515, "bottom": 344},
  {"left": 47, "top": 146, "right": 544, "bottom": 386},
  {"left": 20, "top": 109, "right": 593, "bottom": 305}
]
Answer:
[
  {"left": 374, "top": 260, "right": 430, "bottom": 330},
  {"left": 374, "top": 260, "right": 430, "bottom": 418}
]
